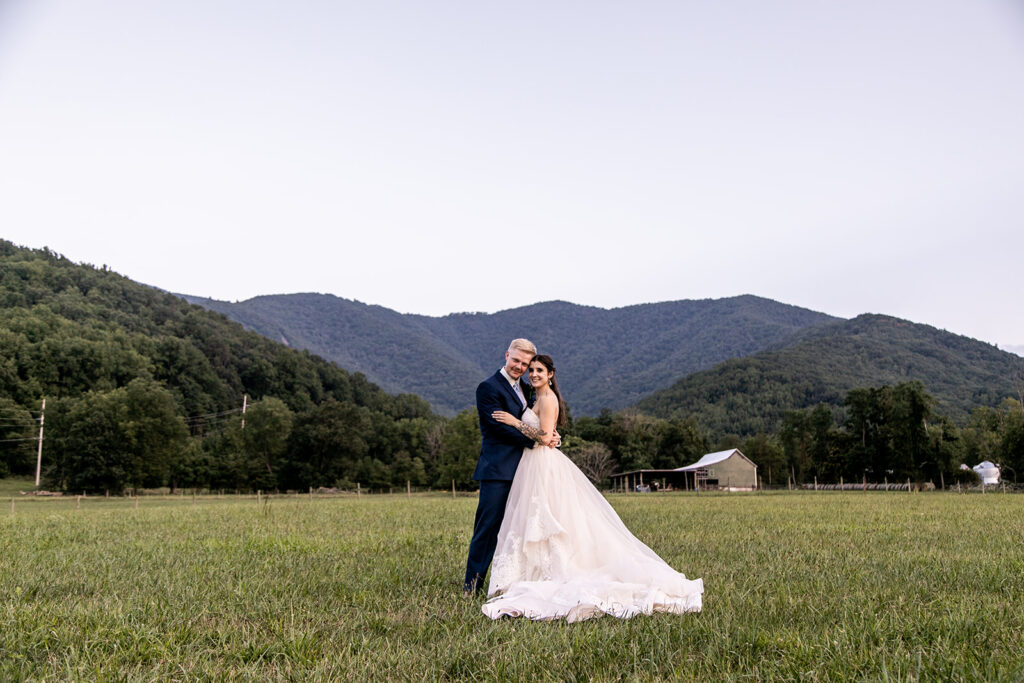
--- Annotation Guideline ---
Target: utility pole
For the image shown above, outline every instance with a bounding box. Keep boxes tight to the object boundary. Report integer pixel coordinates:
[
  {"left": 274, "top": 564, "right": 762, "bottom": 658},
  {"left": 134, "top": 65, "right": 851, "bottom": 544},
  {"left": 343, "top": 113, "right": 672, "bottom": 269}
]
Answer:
[
  {"left": 241, "top": 394, "right": 248, "bottom": 430},
  {"left": 34, "top": 398, "right": 45, "bottom": 488}
]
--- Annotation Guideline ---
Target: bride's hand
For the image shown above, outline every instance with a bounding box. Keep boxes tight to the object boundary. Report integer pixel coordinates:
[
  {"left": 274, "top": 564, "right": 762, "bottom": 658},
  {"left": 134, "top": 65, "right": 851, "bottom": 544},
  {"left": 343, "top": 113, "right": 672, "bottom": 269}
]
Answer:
[
  {"left": 549, "top": 429, "right": 561, "bottom": 448},
  {"left": 491, "top": 410, "right": 516, "bottom": 426}
]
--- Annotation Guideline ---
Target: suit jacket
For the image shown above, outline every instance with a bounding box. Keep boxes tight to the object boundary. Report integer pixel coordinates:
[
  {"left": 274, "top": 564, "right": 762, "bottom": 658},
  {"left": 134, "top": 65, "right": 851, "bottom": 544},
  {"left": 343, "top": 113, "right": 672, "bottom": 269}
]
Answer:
[{"left": 472, "top": 370, "right": 536, "bottom": 481}]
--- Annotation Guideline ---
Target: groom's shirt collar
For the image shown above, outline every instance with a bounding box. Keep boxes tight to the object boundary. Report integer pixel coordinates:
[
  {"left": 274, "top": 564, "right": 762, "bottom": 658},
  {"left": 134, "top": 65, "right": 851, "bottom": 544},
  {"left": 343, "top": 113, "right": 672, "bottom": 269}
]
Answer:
[{"left": 499, "top": 367, "right": 518, "bottom": 386}]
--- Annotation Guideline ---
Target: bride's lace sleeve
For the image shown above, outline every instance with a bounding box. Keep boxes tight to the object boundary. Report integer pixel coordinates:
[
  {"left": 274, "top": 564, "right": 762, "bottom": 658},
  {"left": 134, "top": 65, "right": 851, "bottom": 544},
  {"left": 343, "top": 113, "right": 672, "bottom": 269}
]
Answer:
[{"left": 513, "top": 420, "right": 548, "bottom": 444}]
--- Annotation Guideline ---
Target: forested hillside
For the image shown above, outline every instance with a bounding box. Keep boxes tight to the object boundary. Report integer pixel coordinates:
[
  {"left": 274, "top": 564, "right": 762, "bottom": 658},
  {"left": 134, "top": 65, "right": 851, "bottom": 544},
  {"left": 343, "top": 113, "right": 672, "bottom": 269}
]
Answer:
[
  {"left": 3, "top": 241, "right": 1021, "bottom": 492},
  {"left": 0, "top": 241, "right": 440, "bottom": 491},
  {"left": 184, "top": 293, "right": 838, "bottom": 415},
  {"left": 635, "top": 315, "right": 1024, "bottom": 435}
]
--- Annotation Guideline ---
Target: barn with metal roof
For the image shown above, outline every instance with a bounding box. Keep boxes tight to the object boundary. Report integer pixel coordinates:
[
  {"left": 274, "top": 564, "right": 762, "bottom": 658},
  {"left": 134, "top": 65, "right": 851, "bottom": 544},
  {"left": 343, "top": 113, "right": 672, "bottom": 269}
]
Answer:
[{"left": 677, "top": 448, "right": 758, "bottom": 491}]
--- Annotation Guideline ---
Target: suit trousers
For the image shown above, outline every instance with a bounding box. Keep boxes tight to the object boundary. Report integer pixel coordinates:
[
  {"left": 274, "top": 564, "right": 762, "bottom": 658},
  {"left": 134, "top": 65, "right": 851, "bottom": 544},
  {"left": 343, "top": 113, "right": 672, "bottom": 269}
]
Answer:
[{"left": 464, "top": 479, "right": 513, "bottom": 592}]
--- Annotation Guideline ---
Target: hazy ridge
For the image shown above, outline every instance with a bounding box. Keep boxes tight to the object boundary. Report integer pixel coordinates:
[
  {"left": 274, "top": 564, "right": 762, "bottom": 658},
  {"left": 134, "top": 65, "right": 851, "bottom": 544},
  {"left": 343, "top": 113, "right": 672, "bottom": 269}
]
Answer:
[
  {"left": 182, "top": 293, "right": 838, "bottom": 415},
  {"left": 636, "top": 314, "right": 1023, "bottom": 434}
]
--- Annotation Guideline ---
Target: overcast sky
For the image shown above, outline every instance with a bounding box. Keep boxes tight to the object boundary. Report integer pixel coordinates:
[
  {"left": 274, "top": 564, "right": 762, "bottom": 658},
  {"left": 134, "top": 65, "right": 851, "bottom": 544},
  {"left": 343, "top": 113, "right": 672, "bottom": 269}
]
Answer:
[{"left": 1, "top": 1, "right": 1022, "bottom": 351}]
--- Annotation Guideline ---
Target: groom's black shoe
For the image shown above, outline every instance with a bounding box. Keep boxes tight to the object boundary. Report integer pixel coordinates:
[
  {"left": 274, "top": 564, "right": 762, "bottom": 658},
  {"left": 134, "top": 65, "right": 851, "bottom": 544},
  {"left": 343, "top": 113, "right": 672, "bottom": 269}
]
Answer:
[{"left": 463, "top": 574, "right": 485, "bottom": 597}]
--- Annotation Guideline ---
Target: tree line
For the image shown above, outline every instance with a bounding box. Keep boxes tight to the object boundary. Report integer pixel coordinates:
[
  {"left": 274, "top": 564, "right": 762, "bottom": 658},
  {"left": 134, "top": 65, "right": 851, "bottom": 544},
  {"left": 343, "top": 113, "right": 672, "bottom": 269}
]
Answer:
[
  {"left": 422, "top": 380, "right": 1023, "bottom": 490},
  {"left": 0, "top": 241, "right": 442, "bottom": 491},
  {"left": 2, "top": 241, "right": 1021, "bottom": 492},
  {"left": 635, "top": 314, "right": 1024, "bottom": 437},
  {"left": 6, "top": 377, "right": 1019, "bottom": 494}
]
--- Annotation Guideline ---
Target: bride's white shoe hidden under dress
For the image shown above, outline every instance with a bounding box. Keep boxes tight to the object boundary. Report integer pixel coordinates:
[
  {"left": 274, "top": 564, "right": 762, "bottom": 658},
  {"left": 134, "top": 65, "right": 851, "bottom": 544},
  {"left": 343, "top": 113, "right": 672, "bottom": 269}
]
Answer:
[{"left": 482, "top": 408, "right": 703, "bottom": 622}]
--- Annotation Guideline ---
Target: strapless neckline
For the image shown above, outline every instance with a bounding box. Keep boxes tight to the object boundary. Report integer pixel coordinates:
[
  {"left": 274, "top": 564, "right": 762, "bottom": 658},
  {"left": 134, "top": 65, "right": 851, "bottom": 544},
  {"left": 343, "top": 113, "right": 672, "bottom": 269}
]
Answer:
[{"left": 521, "top": 407, "right": 540, "bottom": 428}]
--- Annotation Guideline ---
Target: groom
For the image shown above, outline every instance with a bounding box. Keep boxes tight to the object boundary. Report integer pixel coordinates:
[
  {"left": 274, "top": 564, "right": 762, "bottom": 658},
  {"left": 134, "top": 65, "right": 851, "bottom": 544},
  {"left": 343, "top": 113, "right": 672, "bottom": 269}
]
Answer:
[{"left": 464, "top": 338, "right": 549, "bottom": 594}]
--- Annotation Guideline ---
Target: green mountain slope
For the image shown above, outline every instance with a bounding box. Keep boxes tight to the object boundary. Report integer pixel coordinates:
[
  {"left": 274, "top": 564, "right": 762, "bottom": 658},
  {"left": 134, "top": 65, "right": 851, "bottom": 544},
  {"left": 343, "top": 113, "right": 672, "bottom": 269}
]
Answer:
[
  {"left": 634, "top": 314, "right": 1023, "bottom": 435},
  {"left": 182, "top": 293, "right": 838, "bottom": 415},
  {"left": 0, "top": 241, "right": 430, "bottom": 425}
]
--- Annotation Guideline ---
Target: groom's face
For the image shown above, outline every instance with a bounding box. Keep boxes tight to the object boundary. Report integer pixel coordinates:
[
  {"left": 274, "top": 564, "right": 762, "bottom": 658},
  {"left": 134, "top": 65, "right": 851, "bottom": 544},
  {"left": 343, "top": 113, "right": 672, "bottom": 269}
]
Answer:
[{"left": 504, "top": 348, "right": 533, "bottom": 380}]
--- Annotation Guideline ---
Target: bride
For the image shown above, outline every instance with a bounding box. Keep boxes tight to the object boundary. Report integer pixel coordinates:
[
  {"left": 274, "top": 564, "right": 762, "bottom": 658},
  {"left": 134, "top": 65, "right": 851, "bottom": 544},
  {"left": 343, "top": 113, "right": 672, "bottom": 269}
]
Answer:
[{"left": 485, "top": 354, "right": 703, "bottom": 622}]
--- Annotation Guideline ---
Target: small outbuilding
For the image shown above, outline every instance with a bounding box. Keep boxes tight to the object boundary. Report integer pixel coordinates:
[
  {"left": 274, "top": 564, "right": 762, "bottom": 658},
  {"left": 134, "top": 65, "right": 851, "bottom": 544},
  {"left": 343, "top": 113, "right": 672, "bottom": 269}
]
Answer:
[
  {"left": 973, "top": 460, "right": 1000, "bottom": 485},
  {"left": 609, "top": 448, "right": 760, "bottom": 492},
  {"left": 677, "top": 448, "right": 758, "bottom": 491},
  {"left": 608, "top": 468, "right": 692, "bottom": 492}
]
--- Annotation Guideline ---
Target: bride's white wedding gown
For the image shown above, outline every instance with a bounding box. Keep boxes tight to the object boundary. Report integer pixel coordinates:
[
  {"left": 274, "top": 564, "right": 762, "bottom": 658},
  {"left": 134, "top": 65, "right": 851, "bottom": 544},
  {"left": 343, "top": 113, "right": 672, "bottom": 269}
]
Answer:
[{"left": 482, "top": 408, "right": 703, "bottom": 622}]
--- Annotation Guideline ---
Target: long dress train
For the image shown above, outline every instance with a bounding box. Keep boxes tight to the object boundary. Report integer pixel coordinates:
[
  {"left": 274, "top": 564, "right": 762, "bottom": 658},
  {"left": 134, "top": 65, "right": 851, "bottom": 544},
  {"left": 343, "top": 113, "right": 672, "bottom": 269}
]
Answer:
[{"left": 482, "top": 409, "right": 703, "bottom": 622}]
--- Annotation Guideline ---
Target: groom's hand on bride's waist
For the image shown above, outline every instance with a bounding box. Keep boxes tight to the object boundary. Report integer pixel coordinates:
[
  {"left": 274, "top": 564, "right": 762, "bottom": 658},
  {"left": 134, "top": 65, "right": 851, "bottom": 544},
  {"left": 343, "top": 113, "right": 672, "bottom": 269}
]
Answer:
[{"left": 550, "top": 430, "right": 561, "bottom": 448}]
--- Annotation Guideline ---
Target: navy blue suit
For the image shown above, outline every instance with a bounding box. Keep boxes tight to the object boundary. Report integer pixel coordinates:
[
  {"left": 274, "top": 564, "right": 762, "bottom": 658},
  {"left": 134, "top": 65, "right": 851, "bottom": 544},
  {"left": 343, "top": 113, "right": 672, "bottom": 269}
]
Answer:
[{"left": 464, "top": 370, "right": 534, "bottom": 592}]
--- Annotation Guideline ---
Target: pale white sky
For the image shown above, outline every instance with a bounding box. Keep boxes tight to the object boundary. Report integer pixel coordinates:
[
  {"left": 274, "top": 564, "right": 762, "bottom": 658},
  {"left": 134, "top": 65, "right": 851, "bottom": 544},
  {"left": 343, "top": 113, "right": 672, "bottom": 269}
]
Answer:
[{"left": 2, "top": 1, "right": 1023, "bottom": 351}]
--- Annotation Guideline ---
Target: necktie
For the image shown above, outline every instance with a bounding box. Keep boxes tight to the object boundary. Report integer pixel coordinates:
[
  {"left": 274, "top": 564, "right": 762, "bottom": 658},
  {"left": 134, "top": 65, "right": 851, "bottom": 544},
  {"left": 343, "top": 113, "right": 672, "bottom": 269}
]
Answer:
[{"left": 513, "top": 382, "right": 526, "bottom": 408}]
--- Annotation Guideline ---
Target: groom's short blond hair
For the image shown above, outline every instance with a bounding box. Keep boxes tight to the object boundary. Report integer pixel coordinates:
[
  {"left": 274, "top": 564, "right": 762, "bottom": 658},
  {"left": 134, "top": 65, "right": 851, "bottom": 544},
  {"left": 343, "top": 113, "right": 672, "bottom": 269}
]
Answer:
[{"left": 508, "top": 338, "right": 536, "bottom": 356}]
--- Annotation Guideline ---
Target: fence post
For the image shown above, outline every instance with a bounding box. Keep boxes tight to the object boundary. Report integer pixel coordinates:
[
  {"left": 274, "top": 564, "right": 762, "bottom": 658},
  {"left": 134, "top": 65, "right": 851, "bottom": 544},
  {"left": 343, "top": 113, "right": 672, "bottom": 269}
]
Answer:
[{"left": 452, "top": 480, "right": 456, "bottom": 499}]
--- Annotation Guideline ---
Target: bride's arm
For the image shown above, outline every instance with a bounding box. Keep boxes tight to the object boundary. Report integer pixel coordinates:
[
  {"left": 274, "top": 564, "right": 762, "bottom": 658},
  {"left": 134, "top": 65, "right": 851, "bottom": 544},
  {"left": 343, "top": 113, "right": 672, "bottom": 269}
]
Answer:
[
  {"left": 533, "top": 396, "right": 558, "bottom": 447},
  {"left": 491, "top": 410, "right": 548, "bottom": 444}
]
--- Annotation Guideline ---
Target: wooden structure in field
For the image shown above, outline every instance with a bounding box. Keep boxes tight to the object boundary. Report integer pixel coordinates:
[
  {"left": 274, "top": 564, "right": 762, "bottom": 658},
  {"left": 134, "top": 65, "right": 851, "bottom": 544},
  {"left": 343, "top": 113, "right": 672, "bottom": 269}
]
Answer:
[
  {"left": 609, "top": 468, "right": 693, "bottom": 492},
  {"left": 609, "top": 448, "right": 758, "bottom": 492},
  {"left": 678, "top": 449, "right": 758, "bottom": 491}
]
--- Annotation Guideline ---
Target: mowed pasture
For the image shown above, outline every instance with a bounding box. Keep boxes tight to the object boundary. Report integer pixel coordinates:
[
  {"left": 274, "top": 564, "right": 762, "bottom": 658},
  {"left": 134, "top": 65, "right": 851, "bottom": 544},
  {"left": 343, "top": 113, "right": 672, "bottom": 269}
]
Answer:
[{"left": 1, "top": 489, "right": 1022, "bottom": 681}]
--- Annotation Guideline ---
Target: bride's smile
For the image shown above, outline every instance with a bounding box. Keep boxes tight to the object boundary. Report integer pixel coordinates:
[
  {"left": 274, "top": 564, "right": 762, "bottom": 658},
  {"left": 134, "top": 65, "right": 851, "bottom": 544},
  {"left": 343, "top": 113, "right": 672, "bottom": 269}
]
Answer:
[{"left": 527, "top": 361, "right": 551, "bottom": 389}]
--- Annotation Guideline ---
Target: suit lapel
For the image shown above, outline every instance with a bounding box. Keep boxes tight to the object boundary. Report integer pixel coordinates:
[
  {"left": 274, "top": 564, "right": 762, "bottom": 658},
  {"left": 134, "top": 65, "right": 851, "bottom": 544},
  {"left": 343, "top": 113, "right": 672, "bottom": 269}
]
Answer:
[
  {"left": 519, "top": 379, "right": 534, "bottom": 408},
  {"left": 495, "top": 370, "right": 526, "bottom": 415}
]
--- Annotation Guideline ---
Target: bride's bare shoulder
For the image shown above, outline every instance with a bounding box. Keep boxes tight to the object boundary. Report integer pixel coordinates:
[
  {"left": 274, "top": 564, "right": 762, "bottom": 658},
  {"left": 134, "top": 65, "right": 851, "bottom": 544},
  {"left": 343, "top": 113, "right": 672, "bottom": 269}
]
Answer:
[
  {"left": 534, "top": 393, "right": 556, "bottom": 408},
  {"left": 534, "top": 393, "right": 559, "bottom": 417}
]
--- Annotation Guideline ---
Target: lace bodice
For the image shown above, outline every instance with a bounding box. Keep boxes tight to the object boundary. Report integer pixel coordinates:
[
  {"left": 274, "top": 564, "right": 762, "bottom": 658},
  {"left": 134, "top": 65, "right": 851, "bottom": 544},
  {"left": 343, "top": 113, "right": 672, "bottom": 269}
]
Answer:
[{"left": 521, "top": 408, "right": 541, "bottom": 429}]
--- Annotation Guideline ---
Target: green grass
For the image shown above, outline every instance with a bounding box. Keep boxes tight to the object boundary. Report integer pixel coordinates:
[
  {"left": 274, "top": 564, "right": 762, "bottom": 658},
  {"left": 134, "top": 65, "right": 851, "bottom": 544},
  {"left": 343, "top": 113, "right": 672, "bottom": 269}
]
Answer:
[
  {"left": 0, "top": 477, "right": 35, "bottom": 497},
  {"left": 1, "top": 489, "right": 1022, "bottom": 680}
]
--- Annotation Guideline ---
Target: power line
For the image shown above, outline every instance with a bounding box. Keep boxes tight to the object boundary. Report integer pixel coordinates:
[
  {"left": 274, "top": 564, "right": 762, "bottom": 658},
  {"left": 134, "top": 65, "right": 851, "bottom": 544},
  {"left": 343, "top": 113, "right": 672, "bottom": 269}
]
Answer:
[
  {"left": 0, "top": 409, "right": 41, "bottom": 417},
  {"left": 183, "top": 408, "right": 243, "bottom": 422}
]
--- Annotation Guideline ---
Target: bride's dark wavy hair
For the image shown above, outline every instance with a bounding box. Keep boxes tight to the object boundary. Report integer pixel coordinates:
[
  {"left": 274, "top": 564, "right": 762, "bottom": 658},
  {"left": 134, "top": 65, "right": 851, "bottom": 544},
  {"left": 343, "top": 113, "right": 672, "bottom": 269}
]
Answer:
[{"left": 531, "top": 354, "right": 567, "bottom": 429}]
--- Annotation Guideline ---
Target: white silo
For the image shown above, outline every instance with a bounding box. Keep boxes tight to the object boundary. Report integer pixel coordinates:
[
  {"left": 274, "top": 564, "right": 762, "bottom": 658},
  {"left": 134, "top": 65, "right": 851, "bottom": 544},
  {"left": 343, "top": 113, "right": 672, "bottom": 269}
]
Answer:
[{"left": 972, "top": 461, "right": 1000, "bottom": 485}]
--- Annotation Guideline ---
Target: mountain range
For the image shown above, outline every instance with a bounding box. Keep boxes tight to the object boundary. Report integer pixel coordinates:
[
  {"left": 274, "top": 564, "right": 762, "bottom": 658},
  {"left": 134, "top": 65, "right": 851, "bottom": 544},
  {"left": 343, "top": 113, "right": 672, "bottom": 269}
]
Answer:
[
  {"left": 182, "top": 293, "right": 1022, "bottom": 432},
  {"left": 636, "top": 313, "right": 1023, "bottom": 434},
  {"left": 4, "top": 236, "right": 1016, "bottom": 437},
  {"left": 181, "top": 293, "right": 836, "bottom": 416}
]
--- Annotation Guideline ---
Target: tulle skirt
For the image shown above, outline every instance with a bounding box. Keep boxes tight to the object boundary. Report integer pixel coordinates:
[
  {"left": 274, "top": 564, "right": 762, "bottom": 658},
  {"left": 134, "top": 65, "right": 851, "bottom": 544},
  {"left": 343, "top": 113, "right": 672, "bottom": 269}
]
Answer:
[{"left": 482, "top": 445, "right": 703, "bottom": 622}]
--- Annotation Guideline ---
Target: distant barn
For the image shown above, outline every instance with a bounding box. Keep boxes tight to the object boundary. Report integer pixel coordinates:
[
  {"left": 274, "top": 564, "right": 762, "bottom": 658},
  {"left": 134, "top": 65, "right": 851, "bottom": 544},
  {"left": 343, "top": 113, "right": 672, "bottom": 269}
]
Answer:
[
  {"left": 609, "top": 448, "right": 758, "bottom": 492},
  {"left": 677, "top": 449, "right": 758, "bottom": 491}
]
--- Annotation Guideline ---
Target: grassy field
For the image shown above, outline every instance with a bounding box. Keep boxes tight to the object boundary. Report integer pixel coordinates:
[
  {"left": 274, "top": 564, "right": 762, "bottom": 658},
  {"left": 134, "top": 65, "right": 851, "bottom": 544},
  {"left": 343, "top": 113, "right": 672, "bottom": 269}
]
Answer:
[
  {"left": 0, "top": 477, "right": 35, "bottom": 497},
  {"left": 1, "top": 488, "right": 1022, "bottom": 681}
]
